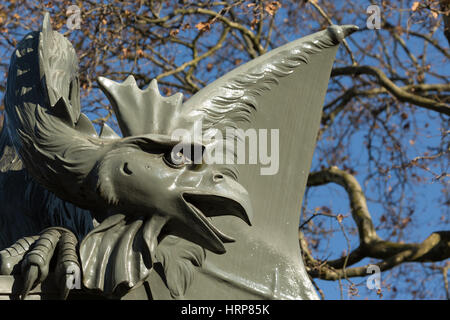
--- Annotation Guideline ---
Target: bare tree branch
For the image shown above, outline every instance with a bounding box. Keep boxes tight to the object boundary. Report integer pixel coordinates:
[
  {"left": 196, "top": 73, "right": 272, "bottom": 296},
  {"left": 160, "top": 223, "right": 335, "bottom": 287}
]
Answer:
[
  {"left": 331, "top": 66, "right": 450, "bottom": 115},
  {"left": 303, "top": 167, "right": 450, "bottom": 281}
]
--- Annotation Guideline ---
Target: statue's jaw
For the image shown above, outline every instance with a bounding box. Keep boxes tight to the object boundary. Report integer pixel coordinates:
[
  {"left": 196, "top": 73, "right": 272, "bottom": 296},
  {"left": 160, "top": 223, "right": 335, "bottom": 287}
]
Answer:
[
  {"left": 163, "top": 189, "right": 253, "bottom": 256},
  {"left": 78, "top": 186, "right": 252, "bottom": 297},
  {"left": 183, "top": 197, "right": 236, "bottom": 244}
]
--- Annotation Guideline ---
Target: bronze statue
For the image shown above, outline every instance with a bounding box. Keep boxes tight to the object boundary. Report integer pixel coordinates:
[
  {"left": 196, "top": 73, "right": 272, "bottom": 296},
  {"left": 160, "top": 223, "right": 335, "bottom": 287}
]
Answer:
[{"left": 0, "top": 13, "right": 356, "bottom": 300}]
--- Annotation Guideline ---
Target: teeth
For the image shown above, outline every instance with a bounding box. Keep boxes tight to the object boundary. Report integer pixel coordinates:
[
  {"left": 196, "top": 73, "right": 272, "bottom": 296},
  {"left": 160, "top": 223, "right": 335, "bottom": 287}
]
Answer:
[{"left": 143, "top": 215, "right": 169, "bottom": 264}]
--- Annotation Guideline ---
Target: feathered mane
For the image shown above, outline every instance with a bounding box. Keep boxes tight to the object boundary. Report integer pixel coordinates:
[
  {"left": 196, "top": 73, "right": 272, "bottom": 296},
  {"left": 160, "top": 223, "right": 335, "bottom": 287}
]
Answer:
[{"left": 3, "top": 28, "right": 105, "bottom": 204}]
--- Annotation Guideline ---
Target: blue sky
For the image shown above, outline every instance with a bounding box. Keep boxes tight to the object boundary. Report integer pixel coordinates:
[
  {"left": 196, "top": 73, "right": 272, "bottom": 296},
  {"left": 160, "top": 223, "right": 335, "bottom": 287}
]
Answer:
[{"left": 299, "top": 4, "right": 450, "bottom": 298}]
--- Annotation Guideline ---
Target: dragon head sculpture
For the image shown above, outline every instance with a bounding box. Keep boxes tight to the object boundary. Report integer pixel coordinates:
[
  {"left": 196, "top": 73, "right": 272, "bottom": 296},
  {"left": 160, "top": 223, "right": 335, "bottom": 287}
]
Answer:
[
  {"left": 2, "top": 13, "right": 253, "bottom": 297},
  {"left": 94, "top": 135, "right": 252, "bottom": 256}
]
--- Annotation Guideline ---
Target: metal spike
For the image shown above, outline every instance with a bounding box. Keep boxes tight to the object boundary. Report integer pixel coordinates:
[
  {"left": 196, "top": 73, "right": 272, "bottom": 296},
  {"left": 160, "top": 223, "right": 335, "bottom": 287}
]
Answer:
[
  {"left": 149, "top": 79, "right": 159, "bottom": 91},
  {"left": 75, "top": 113, "right": 97, "bottom": 137},
  {"left": 51, "top": 96, "right": 74, "bottom": 126},
  {"left": 41, "top": 12, "right": 53, "bottom": 42},
  {"left": 123, "top": 75, "right": 137, "bottom": 86},
  {"left": 99, "top": 123, "right": 120, "bottom": 139}
]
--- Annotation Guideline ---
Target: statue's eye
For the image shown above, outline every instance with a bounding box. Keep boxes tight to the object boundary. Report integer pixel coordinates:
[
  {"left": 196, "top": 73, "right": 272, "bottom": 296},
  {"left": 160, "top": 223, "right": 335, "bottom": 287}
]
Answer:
[{"left": 163, "top": 150, "right": 192, "bottom": 168}]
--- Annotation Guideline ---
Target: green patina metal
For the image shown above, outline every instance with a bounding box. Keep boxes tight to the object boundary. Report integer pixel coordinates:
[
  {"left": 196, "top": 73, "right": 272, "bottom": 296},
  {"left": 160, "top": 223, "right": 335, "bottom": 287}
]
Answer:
[{"left": 0, "top": 13, "right": 356, "bottom": 300}]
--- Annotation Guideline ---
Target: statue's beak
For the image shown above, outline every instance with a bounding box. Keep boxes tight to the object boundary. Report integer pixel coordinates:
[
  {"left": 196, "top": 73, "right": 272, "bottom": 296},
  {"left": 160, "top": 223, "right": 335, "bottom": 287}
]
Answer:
[{"left": 168, "top": 175, "right": 253, "bottom": 254}]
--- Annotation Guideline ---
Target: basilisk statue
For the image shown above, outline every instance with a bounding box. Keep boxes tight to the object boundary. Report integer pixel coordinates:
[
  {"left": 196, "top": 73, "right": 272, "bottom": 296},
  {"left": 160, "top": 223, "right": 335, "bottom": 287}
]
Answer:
[{"left": 0, "top": 13, "right": 356, "bottom": 300}]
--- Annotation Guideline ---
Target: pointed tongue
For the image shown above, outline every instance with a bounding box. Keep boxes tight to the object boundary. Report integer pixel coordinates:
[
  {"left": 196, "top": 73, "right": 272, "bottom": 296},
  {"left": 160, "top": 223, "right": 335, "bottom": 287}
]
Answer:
[{"left": 185, "top": 202, "right": 236, "bottom": 243}]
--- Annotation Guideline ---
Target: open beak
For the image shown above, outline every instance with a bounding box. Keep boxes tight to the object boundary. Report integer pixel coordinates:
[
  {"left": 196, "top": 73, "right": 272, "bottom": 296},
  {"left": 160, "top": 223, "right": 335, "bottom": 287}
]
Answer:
[{"left": 167, "top": 175, "right": 253, "bottom": 254}]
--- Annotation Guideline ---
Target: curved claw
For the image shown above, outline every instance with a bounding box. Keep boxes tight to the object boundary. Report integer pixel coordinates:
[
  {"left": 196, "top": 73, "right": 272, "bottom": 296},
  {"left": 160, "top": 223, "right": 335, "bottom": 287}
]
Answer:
[
  {"left": 59, "top": 274, "right": 71, "bottom": 300},
  {"left": 21, "top": 265, "right": 39, "bottom": 300},
  {"left": 55, "top": 230, "right": 80, "bottom": 300},
  {"left": 0, "top": 236, "right": 39, "bottom": 275},
  {"left": 20, "top": 228, "right": 61, "bottom": 299},
  {"left": 4, "top": 227, "right": 81, "bottom": 299}
]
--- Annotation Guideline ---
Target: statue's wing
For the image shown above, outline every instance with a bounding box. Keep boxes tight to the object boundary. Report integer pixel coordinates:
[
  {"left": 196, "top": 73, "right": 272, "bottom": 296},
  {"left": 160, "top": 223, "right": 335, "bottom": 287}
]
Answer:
[
  {"left": 180, "top": 25, "right": 358, "bottom": 131},
  {"left": 98, "top": 25, "right": 358, "bottom": 299},
  {"left": 156, "top": 25, "right": 357, "bottom": 300}
]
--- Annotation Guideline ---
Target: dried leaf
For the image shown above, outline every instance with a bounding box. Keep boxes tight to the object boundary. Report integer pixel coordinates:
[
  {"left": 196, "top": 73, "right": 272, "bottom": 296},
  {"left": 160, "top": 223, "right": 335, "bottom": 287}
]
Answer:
[
  {"left": 265, "top": 1, "right": 281, "bottom": 16},
  {"left": 401, "top": 217, "right": 411, "bottom": 226},
  {"left": 411, "top": 2, "right": 420, "bottom": 11},
  {"left": 250, "top": 18, "right": 259, "bottom": 30},
  {"left": 121, "top": 47, "right": 128, "bottom": 59},
  {"left": 195, "top": 21, "right": 211, "bottom": 32},
  {"left": 321, "top": 206, "right": 331, "bottom": 214},
  {"left": 163, "top": 87, "right": 172, "bottom": 96},
  {"left": 400, "top": 112, "right": 408, "bottom": 120},
  {"left": 170, "top": 29, "right": 179, "bottom": 37},
  {"left": 377, "top": 288, "right": 383, "bottom": 298},
  {"left": 348, "top": 284, "right": 359, "bottom": 296}
]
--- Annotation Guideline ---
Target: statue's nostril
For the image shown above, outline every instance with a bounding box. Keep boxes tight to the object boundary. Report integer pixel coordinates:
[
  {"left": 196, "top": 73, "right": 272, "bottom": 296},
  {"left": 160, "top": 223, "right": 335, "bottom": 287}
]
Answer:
[{"left": 213, "top": 173, "right": 224, "bottom": 182}]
